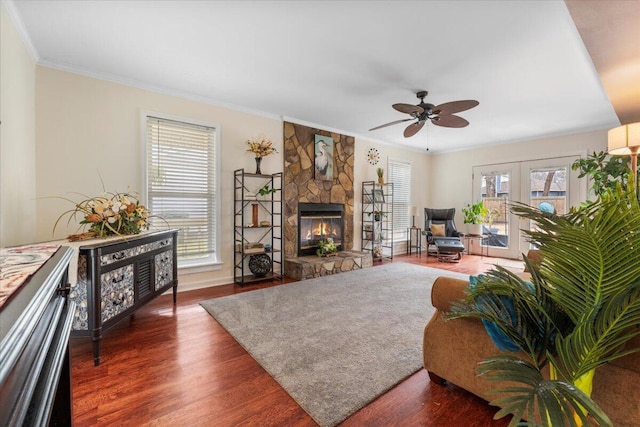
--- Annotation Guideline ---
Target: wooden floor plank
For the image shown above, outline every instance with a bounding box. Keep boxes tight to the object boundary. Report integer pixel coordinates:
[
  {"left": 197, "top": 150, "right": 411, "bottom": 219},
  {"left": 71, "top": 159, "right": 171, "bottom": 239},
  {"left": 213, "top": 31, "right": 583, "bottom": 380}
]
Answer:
[{"left": 71, "top": 253, "right": 515, "bottom": 426}]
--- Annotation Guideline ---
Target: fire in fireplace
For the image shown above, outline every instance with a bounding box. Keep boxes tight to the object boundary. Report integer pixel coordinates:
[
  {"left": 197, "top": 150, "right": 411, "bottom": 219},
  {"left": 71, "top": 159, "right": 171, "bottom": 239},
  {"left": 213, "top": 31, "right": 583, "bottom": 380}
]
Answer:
[{"left": 298, "top": 203, "right": 344, "bottom": 256}]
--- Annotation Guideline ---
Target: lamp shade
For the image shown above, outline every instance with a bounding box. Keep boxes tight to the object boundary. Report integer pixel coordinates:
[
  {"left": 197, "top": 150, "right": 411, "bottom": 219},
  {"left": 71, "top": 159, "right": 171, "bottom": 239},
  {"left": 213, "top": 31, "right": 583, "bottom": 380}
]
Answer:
[{"left": 608, "top": 122, "right": 640, "bottom": 155}]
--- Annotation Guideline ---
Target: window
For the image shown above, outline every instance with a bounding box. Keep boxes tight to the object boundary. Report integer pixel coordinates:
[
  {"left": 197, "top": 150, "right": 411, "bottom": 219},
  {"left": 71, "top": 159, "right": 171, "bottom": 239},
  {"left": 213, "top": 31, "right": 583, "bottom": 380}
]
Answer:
[
  {"left": 388, "top": 159, "right": 411, "bottom": 239},
  {"left": 144, "top": 114, "right": 220, "bottom": 267}
]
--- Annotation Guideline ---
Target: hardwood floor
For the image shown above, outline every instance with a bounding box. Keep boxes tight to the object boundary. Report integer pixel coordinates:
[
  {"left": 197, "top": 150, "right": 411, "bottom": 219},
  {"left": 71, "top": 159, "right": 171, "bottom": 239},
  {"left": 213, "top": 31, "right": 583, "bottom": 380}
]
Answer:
[{"left": 70, "top": 253, "right": 517, "bottom": 426}]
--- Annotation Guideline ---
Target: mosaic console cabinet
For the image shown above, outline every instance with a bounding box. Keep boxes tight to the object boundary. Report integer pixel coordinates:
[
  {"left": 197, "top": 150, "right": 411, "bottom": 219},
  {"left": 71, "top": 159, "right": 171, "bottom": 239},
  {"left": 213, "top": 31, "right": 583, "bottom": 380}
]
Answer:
[{"left": 70, "top": 230, "right": 179, "bottom": 365}]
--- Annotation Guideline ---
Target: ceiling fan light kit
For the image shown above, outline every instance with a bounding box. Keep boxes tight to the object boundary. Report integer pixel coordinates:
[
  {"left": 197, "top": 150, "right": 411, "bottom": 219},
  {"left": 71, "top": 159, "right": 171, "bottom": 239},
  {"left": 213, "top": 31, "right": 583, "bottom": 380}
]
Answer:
[{"left": 370, "top": 90, "right": 479, "bottom": 138}]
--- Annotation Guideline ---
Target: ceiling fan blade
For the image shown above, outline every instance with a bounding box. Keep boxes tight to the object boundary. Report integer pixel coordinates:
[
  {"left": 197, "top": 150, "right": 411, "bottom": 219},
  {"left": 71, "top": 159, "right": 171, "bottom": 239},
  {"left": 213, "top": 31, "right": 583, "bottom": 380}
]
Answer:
[
  {"left": 432, "top": 100, "right": 479, "bottom": 115},
  {"left": 431, "top": 114, "right": 469, "bottom": 128},
  {"left": 369, "top": 118, "right": 413, "bottom": 131},
  {"left": 393, "top": 103, "right": 424, "bottom": 115},
  {"left": 403, "top": 121, "right": 425, "bottom": 138}
]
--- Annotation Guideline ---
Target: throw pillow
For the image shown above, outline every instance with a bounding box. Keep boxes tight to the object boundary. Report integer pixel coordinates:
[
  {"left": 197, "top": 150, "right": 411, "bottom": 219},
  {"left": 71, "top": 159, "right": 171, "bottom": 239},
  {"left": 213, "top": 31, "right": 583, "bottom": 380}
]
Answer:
[
  {"left": 431, "top": 223, "right": 446, "bottom": 236},
  {"left": 469, "top": 275, "right": 520, "bottom": 352}
]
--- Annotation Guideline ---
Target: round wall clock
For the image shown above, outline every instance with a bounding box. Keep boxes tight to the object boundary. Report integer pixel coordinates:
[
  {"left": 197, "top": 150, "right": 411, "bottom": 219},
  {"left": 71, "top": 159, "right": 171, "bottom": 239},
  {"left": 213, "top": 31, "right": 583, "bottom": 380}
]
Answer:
[{"left": 367, "top": 148, "right": 380, "bottom": 165}]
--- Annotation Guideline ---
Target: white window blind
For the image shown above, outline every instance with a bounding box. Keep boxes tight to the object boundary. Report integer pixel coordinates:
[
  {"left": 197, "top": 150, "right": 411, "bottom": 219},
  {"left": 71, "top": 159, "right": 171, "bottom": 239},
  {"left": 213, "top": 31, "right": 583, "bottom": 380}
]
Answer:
[
  {"left": 388, "top": 159, "right": 411, "bottom": 239},
  {"left": 145, "top": 116, "right": 217, "bottom": 265}
]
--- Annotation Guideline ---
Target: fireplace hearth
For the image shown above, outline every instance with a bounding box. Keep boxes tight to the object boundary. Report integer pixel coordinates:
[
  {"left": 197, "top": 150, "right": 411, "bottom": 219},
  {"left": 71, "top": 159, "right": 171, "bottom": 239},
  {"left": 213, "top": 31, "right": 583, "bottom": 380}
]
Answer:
[{"left": 298, "top": 203, "right": 344, "bottom": 256}]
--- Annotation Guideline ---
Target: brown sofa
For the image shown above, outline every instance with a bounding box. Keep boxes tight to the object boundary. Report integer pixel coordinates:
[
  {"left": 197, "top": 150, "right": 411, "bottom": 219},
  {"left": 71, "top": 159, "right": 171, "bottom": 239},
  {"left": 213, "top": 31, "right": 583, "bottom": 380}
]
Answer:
[{"left": 423, "top": 276, "right": 640, "bottom": 427}]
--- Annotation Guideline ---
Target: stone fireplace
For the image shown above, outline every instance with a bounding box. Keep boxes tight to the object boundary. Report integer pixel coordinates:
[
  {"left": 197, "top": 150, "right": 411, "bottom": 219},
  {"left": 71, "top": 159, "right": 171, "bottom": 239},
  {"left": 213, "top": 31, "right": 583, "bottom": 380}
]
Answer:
[
  {"left": 283, "top": 121, "right": 372, "bottom": 280},
  {"left": 298, "top": 203, "right": 344, "bottom": 256},
  {"left": 283, "top": 121, "right": 355, "bottom": 257}
]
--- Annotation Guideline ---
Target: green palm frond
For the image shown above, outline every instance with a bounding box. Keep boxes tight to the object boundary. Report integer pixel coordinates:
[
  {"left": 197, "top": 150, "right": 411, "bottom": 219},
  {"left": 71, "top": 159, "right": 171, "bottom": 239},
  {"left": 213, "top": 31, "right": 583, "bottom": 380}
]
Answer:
[
  {"left": 447, "top": 185, "right": 640, "bottom": 425},
  {"left": 448, "top": 264, "right": 572, "bottom": 367},
  {"left": 512, "top": 187, "right": 640, "bottom": 322},
  {"left": 553, "top": 282, "right": 640, "bottom": 380},
  {"left": 479, "top": 355, "right": 611, "bottom": 427}
]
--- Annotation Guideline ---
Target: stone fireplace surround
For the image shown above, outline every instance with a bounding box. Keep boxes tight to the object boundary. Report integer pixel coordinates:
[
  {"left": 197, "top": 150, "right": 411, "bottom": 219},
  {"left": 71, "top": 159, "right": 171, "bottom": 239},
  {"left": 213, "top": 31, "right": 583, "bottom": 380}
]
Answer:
[{"left": 283, "top": 121, "right": 372, "bottom": 279}]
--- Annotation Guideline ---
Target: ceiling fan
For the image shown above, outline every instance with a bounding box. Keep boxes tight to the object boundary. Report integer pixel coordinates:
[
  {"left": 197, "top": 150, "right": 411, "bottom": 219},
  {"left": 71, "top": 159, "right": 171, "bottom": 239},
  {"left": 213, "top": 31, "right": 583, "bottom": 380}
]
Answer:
[{"left": 369, "top": 90, "right": 479, "bottom": 138}]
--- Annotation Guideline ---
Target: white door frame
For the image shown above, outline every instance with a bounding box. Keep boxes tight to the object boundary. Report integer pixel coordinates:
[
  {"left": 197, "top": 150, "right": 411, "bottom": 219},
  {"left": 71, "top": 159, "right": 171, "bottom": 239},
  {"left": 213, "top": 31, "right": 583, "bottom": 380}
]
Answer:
[{"left": 473, "top": 155, "right": 587, "bottom": 260}]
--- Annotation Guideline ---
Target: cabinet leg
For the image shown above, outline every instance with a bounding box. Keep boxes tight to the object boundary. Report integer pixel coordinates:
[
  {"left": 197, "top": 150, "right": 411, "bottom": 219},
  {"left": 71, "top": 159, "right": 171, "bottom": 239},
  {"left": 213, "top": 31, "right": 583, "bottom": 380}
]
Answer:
[{"left": 92, "top": 336, "right": 101, "bottom": 366}]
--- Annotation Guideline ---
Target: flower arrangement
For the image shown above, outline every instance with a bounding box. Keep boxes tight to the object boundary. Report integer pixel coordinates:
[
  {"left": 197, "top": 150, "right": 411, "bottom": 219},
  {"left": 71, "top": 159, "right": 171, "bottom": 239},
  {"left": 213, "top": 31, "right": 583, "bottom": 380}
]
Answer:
[
  {"left": 55, "top": 191, "right": 150, "bottom": 240},
  {"left": 316, "top": 237, "right": 338, "bottom": 257},
  {"left": 246, "top": 134, "right": 277, "bottom": 158}
]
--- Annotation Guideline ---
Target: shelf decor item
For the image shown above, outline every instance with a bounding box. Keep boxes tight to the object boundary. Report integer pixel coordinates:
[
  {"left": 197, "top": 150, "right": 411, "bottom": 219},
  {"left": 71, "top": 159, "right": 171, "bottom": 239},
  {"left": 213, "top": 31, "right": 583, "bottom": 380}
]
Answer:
[
  {"left": 246, "top": 134, "right": 277, "bottom": 175},
  {"left": 248, "top": 253, "right": 271, "bottom": 277},
  {"left": 252, "top": 203, "right": 259, "bottom": 227},
  {"left": 377, "top": 167, "right": 384, "bottom": 184}
]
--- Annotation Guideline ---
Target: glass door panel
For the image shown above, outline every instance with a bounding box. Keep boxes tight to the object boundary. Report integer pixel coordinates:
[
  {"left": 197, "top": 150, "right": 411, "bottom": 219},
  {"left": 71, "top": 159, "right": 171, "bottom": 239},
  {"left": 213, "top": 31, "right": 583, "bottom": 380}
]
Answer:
[
  {"left": 520, "top": 156, "right": 584, "bottom": 254},
  {"left": 481, "top": 171, "right": 510, "bottom": 249},
  {"left": 473, "top": 163, "right": 521, "bottom": 259}
]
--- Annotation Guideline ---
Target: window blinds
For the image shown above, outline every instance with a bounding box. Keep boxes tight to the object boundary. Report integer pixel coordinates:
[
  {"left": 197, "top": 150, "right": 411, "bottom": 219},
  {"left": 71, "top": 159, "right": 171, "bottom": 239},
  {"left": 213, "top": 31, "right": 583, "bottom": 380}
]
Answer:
[
  {"left": 146, "top": 116, "right": 216, "bottom": 263},
  {"left": 388, "top": 159, "right": 411, "bottom": 238}
]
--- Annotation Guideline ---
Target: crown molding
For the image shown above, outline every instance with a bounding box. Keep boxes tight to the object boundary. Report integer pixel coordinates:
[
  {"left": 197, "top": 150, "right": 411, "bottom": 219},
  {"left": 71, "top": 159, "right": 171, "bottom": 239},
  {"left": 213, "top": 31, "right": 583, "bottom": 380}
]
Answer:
[
  {"left": 36, "top": 59, "right": 283, "bottom": 123},
  {"left": 2, "top": 0, "right": 39, "bottom": 62}
]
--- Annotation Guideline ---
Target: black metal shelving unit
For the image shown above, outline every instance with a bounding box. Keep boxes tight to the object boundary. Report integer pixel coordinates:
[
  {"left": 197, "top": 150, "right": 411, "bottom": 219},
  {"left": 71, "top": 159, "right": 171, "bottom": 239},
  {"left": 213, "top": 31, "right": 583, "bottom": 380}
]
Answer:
[
  {"left": 361, "top": 181, "right": 393, "bottom": 261},
  {"left": 233, "top": 169, "right": 283, "bottom": 286}
]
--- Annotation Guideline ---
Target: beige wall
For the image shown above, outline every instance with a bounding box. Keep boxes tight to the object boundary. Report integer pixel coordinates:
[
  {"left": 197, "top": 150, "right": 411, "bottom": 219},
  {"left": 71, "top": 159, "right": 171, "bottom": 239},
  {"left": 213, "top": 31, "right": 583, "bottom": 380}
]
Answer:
[
  {"left": 0, "top": 4, "right": 37, "bottom": 246},
  {"left": 19, "top": 56, "right": 610, "bottom": 286},
  {"left": 428, "top": 130, "right": 608, "bottom": 225},
  {"left": 353, "top": 138, "right": 431, "bottom": 246},
  {"left": 35, "top": 66, "right": 283, "bottom": 289}
]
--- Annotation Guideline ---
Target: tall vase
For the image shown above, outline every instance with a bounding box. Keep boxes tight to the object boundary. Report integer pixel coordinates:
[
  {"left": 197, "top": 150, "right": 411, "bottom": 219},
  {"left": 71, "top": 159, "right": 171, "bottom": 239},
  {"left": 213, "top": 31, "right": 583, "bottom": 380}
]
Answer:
[
  {"left": 255, "top": 157, "right": 262, "bottom": 174},
  {"left": 550, "top": 364, "right": 595, "bottom": 427},
  {"left": 252, "top": 203, "right": 259, "bottom": 226}
]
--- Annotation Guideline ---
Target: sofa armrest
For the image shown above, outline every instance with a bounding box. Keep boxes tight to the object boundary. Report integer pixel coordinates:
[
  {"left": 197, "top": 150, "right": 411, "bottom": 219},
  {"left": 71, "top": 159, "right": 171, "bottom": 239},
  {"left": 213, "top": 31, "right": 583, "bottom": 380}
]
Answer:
[{"left": 431, "top": 276, "right": 470, "bottom": 312}]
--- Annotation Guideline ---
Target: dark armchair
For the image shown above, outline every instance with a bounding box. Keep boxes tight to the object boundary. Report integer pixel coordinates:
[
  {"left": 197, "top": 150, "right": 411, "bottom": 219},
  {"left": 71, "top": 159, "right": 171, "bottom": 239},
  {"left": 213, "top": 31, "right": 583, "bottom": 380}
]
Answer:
[{"left": 423, "top": 208, "right": 465, "bottom": 260}]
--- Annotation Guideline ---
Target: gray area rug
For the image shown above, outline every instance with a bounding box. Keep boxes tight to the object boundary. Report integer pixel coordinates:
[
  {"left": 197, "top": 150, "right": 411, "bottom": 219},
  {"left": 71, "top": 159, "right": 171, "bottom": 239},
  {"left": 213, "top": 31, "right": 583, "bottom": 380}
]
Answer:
[{"left": 200, "top": 262, "right": 469, "bottom": 427}]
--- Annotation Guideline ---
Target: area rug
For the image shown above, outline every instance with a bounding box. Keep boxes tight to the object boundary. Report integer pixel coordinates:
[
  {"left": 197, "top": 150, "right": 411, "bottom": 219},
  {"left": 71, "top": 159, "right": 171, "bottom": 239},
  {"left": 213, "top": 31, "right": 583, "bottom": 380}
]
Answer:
[{"left": 200, "top": 263, "right": 468, "bottom": 427}]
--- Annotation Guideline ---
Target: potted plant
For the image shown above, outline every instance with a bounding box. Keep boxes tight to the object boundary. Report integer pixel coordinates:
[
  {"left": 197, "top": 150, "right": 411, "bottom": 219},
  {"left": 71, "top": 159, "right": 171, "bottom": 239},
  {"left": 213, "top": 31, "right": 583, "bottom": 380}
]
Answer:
[
  {"left": 368, "top": 210, "right": 386, "bottom": 221},
  {"left": 462, "top": 201, "right": 488, "bottom": 235},
  {"left": 571, "top": 150, "right": 632, "bottom": 198},
  {"left": 449, "top": 185, "right": 640, "bottom": 426},
  {"left": 377, "top": 167, "right": 384, "bottom": 184},
  {"left": 316, "top": 237, "right": 338, "bottom": 257},
  {"left": 258, "top": 184, "right": 276, "bottom": 198}
]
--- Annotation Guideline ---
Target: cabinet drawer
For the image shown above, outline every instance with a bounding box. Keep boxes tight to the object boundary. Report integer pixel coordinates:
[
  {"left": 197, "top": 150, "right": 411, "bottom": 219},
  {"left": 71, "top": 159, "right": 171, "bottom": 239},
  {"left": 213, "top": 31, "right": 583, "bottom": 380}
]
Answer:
[{"left": 100, "top": 264, "right": 134, "bottom": 323}]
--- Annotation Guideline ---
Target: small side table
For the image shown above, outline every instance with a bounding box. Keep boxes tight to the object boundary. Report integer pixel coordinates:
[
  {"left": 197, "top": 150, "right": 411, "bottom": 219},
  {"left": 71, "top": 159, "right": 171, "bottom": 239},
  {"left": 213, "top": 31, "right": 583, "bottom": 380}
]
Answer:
[
  {"left": 407, "top": 227, "right": 422, "bottom": 255},
  {"left": 462, "top": 234, "right": 488, "bottom": 257}
]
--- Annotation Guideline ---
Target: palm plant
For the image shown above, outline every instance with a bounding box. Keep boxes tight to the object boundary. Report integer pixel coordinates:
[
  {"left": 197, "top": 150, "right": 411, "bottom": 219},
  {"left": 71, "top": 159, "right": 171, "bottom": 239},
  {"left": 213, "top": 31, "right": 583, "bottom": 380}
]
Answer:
[{"left": 448, "top": 185, "right": 640, "bottom": 426}]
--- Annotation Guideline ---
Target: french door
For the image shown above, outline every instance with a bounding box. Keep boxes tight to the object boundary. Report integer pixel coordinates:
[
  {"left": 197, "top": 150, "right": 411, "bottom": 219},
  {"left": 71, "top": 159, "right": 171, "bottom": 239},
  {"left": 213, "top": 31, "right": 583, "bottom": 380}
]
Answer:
[
  {"left": 473, "top": 156, "right": 585, "bottom": 259},
  {"left": 473, "top": 163, "right": 521, "bottom": 259}
]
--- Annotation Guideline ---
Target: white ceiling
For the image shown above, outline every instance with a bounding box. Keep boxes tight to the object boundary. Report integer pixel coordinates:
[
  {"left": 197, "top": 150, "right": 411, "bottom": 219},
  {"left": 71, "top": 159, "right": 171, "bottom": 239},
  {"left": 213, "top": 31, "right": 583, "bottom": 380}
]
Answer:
[{"left": 9, "top": 0, "right": 625, "bottom": 152}]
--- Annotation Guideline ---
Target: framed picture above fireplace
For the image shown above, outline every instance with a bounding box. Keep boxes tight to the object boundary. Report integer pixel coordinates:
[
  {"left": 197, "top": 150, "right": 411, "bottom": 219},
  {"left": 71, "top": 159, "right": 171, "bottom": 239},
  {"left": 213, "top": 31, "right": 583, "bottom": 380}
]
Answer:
[{"left": 314, "top": 134, "right": 334, "bottom": 181}]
